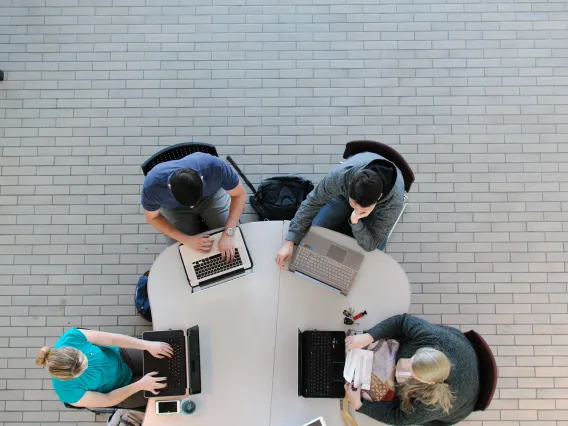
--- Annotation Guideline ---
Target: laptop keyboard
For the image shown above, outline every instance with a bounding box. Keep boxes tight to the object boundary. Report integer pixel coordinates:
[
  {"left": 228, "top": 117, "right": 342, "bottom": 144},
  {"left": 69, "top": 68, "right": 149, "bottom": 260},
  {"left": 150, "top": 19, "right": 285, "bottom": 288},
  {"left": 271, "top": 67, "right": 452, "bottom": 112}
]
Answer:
[
  {"left": 163, "top": 336, "right": 186, "bottom": 390},
  {"left": 308, "top": 332, "right": 332, "bottom": 397},
  {"left": 192, "top": 249, "right": 243, "bottom": 280},
  {"left": 294, "top": 247, "right": 356, "bottom": 292}
]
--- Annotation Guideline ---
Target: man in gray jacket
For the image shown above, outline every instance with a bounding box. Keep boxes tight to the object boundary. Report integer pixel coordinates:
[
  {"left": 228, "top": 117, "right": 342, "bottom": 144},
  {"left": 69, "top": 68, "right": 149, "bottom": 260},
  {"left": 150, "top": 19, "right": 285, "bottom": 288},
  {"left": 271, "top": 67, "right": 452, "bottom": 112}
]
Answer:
[{"left": 275, "top": 152, "right": 405, "bottom": 268}]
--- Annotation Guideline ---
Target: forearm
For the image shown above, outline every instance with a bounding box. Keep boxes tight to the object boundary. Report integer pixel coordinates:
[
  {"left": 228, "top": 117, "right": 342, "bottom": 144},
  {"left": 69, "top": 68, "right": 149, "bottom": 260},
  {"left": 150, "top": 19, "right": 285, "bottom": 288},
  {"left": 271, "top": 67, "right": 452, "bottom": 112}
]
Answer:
[
  {"left": 286, "top": 177, "right": 335, "bottom": 243},
  {"left": 286, "top": 199, "right": 325, "bottom": 243},
  {"left": 225, "top": 194, "right": 245, "bottom": 229},
  {"left": 147, "top": 214, "right": 187, "bottom": 243},
  {"left": 350, "top": 220, "right": 382, "bottom": 252},
  {"left": 358, "top": 401, "right": 407, "bottom": 426},
  {"left": 365, "top": 314, "right": 406, "bottom": 341},
  {"left": 107, "top": 332, "right": 147, "bottom": 351},
  {"left": 104, "top": 382, "right": 142, "bottom": 407},
  {"left": 358, "top": 399, "right": 444, "bottom": 426}
]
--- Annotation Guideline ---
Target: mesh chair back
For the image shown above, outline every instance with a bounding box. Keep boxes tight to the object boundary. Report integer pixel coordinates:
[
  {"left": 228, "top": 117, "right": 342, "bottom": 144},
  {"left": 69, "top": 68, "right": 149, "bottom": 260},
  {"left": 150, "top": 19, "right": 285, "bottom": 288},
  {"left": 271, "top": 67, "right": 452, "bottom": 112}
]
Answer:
[
  {"left": 464, "top": 330, "right": 498, "bottom": 411},
  {"left": 343, "top": 140, "right": 415, "bottom": 192},
  {"left": 141, "top": 142, "right": 218, "bottom": 176}
]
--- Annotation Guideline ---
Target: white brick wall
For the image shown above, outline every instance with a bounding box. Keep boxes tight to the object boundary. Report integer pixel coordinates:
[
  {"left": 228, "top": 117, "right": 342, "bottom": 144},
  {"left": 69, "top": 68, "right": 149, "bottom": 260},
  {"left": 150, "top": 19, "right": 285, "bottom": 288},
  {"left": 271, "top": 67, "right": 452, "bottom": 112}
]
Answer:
[{"left": 1, "top": 0, "right": 568, "bottom": 424}]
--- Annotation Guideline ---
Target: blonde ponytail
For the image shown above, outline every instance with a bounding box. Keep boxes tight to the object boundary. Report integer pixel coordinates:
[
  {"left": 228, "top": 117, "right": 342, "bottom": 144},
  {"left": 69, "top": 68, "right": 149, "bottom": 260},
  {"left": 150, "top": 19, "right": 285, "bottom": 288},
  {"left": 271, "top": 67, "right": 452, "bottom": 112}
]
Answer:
[
  {"left": 398, "top": 348, "right": 455, "bottom": 414},
  {"left": 35, "top": 346, "right": 88, "bottom": 380},
  {"left": 35, "top": 347, "right": 51, "bottom": 367}
]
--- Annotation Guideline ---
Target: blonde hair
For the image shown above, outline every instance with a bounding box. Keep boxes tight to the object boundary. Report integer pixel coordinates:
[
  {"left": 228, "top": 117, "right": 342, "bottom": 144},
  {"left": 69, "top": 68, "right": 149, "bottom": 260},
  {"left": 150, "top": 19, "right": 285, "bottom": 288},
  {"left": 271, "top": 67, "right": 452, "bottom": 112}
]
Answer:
[
  {"left": 35, "top": 347, "right": 88, "bottom": 380},
  {"left": 398, "top": 348, "right": 455, "bottom": 414}
]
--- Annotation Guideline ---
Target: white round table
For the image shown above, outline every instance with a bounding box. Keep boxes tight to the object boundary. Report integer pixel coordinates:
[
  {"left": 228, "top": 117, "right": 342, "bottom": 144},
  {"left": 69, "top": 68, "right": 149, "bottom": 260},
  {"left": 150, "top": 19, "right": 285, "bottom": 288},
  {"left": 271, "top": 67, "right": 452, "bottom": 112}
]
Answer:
[{"left": 144, "top": 221, "right": 411, "bottom": 426}]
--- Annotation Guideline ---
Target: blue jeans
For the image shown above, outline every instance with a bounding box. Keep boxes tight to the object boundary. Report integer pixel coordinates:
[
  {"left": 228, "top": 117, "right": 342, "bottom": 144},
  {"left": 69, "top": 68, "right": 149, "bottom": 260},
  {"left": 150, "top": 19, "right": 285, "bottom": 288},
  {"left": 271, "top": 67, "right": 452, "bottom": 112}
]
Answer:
[{"left": 312, "top": 196, "right": 388, "bottom": 251}]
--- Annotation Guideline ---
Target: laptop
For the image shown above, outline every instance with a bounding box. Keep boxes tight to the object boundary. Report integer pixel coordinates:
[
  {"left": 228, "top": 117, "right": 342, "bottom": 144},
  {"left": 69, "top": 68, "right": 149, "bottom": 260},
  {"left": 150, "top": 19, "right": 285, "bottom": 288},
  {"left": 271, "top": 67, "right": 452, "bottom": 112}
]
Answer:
[
  {"left": 298, "top": 329, "right": 346, "bottom": 399},
  {"left": 302, "top": 418, "right": 326, "bottom": 426},
  {"left": 179, "top": 226, "right": 253, "bottom": 289},
  {"left": 142, "top": 326, "right": 202, "bottom": 398},
  {"left": 289, "top": 231, "right": 364, "bottom": 296}
]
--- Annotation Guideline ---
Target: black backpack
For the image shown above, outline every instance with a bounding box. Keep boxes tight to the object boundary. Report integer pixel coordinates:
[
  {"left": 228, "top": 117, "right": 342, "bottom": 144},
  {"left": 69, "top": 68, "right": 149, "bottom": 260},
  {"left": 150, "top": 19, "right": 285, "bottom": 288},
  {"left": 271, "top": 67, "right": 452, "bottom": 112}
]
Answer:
[{"left": 227, "top": 157, "right": 314, "bottom": 221}]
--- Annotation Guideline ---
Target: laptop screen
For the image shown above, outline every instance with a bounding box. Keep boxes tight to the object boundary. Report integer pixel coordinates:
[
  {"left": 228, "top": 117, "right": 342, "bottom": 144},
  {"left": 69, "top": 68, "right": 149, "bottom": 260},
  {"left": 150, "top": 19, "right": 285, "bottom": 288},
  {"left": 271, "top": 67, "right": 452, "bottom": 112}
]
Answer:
[{"left": 302, "top": 419, "right": 325, "bottom": 426}]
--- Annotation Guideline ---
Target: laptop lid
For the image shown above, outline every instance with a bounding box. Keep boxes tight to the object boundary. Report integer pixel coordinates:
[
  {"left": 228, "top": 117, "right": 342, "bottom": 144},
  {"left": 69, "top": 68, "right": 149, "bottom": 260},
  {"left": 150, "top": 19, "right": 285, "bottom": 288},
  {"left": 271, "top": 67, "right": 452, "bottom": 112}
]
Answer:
[
  {"left": 187, "top": 325, "right": 201, "bottom": 395},
  {"left": 297, "top": 328, "right": 304, "bottom": 397}
]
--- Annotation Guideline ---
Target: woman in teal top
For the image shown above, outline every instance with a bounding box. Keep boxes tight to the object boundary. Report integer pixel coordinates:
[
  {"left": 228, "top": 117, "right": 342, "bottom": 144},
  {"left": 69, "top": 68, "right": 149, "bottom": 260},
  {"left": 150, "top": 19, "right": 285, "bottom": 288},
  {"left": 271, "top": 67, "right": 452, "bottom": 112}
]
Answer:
[{"left": 36, "top": 328, "right": 173, "bottom": 409}]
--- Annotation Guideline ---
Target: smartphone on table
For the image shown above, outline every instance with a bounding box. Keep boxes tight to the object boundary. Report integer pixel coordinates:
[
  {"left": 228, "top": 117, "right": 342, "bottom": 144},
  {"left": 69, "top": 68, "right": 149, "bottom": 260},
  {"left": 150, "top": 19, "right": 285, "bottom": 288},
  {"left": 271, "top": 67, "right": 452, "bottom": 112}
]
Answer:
[{"left": 156, "top": 400, "right": 180, "bottom": 415}]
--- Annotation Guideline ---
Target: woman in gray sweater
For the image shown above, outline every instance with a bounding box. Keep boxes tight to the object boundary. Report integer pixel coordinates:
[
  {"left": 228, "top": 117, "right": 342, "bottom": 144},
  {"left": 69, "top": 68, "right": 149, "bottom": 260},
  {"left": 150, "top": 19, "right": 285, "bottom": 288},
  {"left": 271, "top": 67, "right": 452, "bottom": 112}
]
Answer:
[{"left": 344, "top": 314, "right": 480, "bottom": 426}]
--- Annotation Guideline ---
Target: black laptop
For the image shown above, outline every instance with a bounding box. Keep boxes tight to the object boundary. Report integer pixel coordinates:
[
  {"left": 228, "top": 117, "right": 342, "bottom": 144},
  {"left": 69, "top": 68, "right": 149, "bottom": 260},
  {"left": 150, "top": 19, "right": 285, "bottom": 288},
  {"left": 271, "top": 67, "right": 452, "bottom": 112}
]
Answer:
[
  {"left": 142, "top": 326, "right": 202, "bottom": 398},
  {"left": 298, "top": 329, "right": 346, "bottom": 398}
]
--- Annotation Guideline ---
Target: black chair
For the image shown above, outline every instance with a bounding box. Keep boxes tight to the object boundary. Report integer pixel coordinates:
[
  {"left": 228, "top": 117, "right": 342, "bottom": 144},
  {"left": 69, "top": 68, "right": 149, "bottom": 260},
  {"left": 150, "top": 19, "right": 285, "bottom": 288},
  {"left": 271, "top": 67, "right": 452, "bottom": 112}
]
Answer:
[
  {"left": 141, "top": 142, "right": 218, "bottom": 176},
  {"left": 464, "top": 330, "right": 498, "bottom": 412},
  {"left": 63, "top": 402, "right": 117, "bottom": 415},
  {"left": 343, "top": 140, "right": 414, "bottom": 192},
  {"left": 340, "top": 140, "right": 414, "bottom": 245},
  {"left": 0, "top": 70, "right": 4, "bottom": 81}
]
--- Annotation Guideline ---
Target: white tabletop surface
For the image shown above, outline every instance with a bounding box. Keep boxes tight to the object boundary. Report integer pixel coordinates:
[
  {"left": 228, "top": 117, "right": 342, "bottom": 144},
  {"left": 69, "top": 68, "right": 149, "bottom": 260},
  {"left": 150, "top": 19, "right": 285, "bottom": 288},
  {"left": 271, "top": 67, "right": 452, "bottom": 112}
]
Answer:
[
  {"left": 271, "top": 224, "right": 411, "bottom": 426},
  {"left": 144, "top": 221, "right": 411, "bottom": 426}
]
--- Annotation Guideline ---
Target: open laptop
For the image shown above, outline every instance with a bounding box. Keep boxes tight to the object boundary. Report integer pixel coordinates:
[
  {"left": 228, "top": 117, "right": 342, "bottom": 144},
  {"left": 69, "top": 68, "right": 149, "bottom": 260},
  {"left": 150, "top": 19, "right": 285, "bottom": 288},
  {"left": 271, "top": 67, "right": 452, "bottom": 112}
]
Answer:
[
  {"left": 298, "top": 329, "right": 346, "bottom": 399},
  {"left": 302, "top": 418, "right": 326, "bottom": 426},
  {"left": 289, "top": 231, "right": 364, "bottom": 296},
  {"left": 142, "top": 326, "right": 202, "bottom": 398},
  {"left": 179, "top": 226, "right": 253, "bottom": 289}
]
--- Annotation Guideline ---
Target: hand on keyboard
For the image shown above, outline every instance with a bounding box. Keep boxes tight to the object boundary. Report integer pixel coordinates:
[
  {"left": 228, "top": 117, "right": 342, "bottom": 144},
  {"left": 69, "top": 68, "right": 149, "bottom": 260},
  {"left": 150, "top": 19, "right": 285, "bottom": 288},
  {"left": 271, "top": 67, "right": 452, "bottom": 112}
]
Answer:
[
  {"left": 182, "top": 234, "right": 213, "bottom": 253},
  {"left": 218, "top": 233, "right": 236, "bottom": 263},
  {"left": 345, "top": 333, "right": 373, "bottom": 353},
  {"left": 145, "top": 341, "right": 174, "bottom": 359},
  {"left": 137, "top": 372, "right": 167, "bottom": 395}
]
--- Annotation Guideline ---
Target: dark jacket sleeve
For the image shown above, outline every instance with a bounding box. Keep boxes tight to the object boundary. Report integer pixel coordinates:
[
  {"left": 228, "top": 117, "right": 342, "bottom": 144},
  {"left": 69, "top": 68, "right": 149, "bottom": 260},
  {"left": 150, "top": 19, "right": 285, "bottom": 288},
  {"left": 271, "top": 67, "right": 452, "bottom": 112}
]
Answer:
[
  {"left": 286, "top": 173, "right": 341, "bottom": 244},
  {"left": 358, "top": 399, "right": 447, "bottom": 426},
  {"left": 365, "top": 314, "right": 438, "bottom": 343}
]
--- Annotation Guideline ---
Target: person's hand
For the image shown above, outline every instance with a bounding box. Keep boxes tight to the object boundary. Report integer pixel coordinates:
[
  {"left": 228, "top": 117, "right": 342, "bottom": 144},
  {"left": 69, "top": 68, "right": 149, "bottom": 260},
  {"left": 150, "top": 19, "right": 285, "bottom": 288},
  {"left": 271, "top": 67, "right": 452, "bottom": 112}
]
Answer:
[
  {"left": 145, "top": 341, "right": 173, "bottom": 359},
  {"left": 350, "top": 210, "right": 361, "bottom": 225},
  {"left": 344, "top": 383, "right": 363, "bottom": 410},
  {"left": 183, "top": 234, "right": 213, "bottom": 253},
  {"left": 275, "top": 241, "right": 294, "bottom": 270},
  {"left": 218, "top": 233, "right": 235, "bottom": 263},
  {"left": 345, "top": 333, "right": 374, "bottom": 352},
  {"left": 137, "top": 372, "right": 167, "bottom": 395},
  {"left": 351, "top": 209, "right": 372, "bottom": 225}
]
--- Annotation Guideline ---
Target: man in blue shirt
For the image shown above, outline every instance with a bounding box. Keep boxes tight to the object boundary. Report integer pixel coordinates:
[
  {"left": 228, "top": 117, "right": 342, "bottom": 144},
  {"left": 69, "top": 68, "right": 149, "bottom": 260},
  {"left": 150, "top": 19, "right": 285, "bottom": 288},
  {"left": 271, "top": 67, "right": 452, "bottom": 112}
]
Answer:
[{"left": 141, "top": 153, "right": 246, "bottom": 261}]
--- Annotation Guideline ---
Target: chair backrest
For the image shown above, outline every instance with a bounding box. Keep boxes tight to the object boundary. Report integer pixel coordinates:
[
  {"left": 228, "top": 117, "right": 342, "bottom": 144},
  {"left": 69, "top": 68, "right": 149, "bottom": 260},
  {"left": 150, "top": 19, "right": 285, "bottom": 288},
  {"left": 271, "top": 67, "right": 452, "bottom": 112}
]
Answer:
[
  {"left": 141, "top": 142, "right": 218, "bottom": 176},
  {"left": 343, "top": 140, "right": 415, "bottom": 192},
  {"left": 464, "top": 330, "right": 498, "bottom": 412}
]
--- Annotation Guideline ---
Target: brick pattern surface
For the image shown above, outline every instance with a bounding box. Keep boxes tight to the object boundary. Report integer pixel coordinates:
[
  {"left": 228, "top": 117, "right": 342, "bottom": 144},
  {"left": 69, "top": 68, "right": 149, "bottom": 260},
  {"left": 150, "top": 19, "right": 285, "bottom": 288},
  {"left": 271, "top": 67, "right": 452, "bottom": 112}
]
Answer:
[{"left": 1, "top": 0, "right": 568, "bottom": 424}]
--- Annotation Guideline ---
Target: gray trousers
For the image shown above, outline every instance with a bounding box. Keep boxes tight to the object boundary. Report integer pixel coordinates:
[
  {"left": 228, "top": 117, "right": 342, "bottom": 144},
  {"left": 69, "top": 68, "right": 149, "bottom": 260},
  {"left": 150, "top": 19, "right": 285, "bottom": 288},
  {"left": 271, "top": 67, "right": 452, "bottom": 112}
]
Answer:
[
  {"left": 118, "top": 348, "right": 146, "bottom": 410},
  {"left": 160, "top": 189, "right": 231, "bottom": 245}
]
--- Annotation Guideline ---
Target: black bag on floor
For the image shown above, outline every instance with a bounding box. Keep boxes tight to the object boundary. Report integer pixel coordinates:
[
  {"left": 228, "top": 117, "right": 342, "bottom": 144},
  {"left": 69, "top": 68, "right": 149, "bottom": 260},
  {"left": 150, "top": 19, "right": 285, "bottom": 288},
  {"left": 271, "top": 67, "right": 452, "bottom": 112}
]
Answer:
[{"left": 227, "top": 156, "right": 314, "bottom": 221}]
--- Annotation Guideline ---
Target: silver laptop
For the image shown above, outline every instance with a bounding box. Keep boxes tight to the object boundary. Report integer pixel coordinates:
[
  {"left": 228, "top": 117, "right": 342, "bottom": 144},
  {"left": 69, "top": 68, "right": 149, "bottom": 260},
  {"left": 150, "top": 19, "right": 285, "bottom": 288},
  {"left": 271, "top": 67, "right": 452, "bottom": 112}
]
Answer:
[
  {"left": 179, "top": 227, "right": 253, "bottom": 289},
  {"left": 289, "top": 231, "right": 363, "bottom": 296},
  {"left": 302, "top": 418, "right": 326, "bottom": 426}
]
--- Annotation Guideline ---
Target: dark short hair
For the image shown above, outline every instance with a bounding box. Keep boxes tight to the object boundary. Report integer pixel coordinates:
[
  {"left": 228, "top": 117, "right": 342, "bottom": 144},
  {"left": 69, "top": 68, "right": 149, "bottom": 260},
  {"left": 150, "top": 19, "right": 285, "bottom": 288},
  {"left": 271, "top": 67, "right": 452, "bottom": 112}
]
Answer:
[
  {"left": 348, "top": 169, "right": 383, "bottom": 207},
  {"left": 170, "top": 168, "right": 202, "bottom": 207}
]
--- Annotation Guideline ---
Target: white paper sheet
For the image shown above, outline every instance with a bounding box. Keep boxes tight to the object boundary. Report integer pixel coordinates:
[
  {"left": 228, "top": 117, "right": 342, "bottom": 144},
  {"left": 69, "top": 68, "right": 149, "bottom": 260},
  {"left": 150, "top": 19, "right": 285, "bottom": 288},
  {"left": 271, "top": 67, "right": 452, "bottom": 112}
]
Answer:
[{"left": 343, "top": 348, "right": 373, "bottom": 390}]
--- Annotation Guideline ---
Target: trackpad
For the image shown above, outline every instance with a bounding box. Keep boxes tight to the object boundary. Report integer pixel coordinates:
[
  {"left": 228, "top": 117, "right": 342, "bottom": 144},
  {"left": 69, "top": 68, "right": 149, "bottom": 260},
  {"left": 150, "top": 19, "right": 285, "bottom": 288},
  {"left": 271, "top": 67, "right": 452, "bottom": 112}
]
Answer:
[
  {"left": 327, "top": 245, "right": 347, "bottom": 263},
  {"left": 333, "top": 362, "right": 344, "bottom": 381}
]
